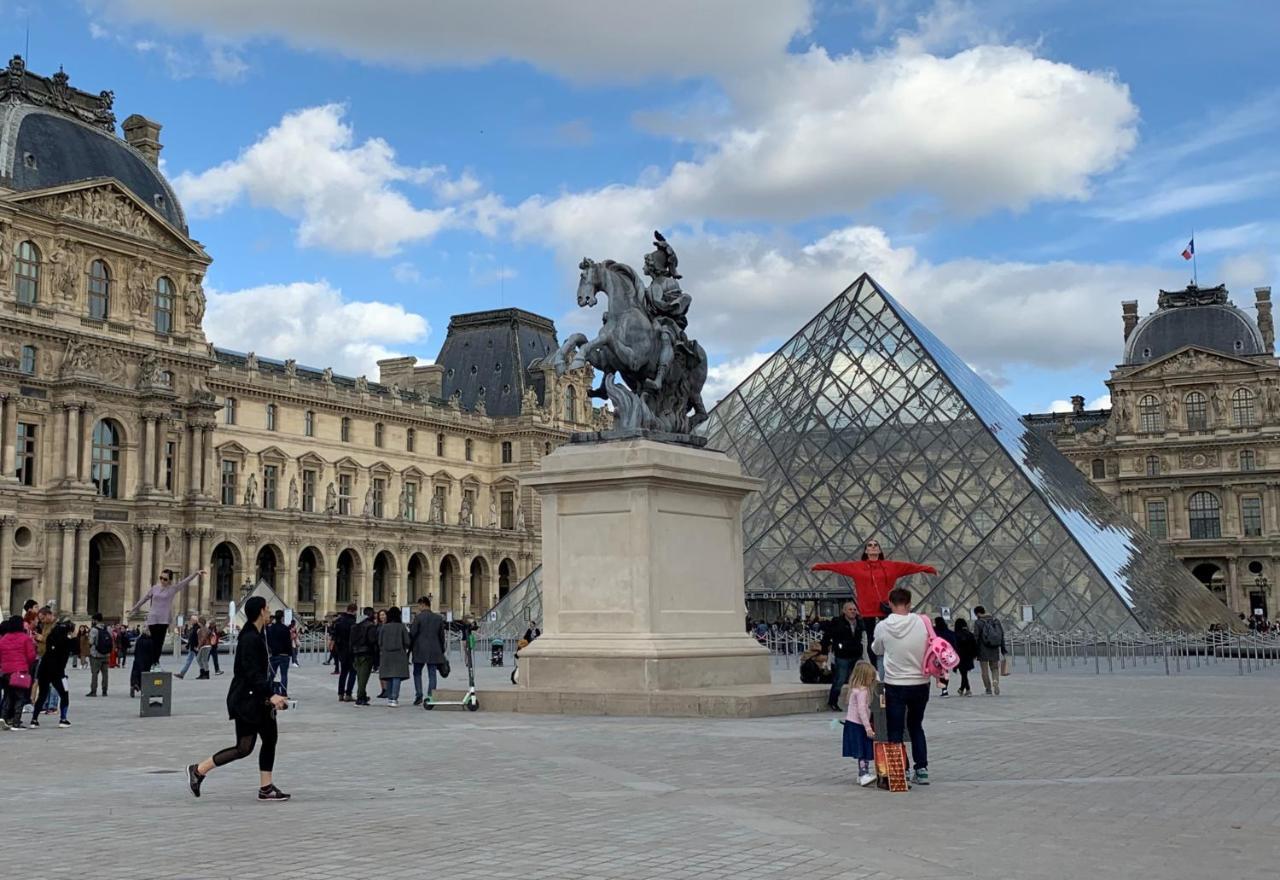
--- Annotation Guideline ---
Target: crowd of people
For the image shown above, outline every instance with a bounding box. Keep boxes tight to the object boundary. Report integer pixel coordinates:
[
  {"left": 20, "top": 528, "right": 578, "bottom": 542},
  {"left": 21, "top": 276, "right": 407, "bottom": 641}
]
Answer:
[{"left": 321, "top": 598, "right": 451, "bottom": 707}]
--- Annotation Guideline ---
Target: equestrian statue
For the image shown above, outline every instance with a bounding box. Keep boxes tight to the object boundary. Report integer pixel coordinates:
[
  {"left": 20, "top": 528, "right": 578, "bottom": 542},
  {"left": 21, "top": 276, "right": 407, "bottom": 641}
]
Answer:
[{"left": 553, "top": 231, "right": 709, "bottom": 436}]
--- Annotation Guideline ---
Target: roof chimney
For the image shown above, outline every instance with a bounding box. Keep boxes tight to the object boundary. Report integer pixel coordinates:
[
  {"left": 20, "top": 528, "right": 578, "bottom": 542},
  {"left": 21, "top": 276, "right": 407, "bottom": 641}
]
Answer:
[
  {"left": 1071, "top": 394, "right": 1085, "bottom": 415},
  {"left": 122, "top": 114, "right": 162, "bottom": 165},
  {"left": 1121, "top": 300, "right": 1139, "bottom": 341},
  {"left": 1255, "top": 287, "right": 1274, "bottom": 354}
]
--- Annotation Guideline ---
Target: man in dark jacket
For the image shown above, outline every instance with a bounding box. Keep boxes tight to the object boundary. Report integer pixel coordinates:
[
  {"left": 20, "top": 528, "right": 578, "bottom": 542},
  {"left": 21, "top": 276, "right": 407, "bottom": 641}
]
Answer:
[
  {"left": 330, "top": 604, "right": 357, "bottom": 702},
  {"left": 265, "top": 610, "right": 293, "bottom": 694},
  {"left": 973, "top": 606, "right": 1008, "bottom": 696},
  {"left": 821, "top": 601, "right": 863, "bottom": 711},
  {"left": 409, "top": 597, "right": 447, "bottom": 706},
  {"left": 350, "top": 607, "right": 378, "bottom": 706}
]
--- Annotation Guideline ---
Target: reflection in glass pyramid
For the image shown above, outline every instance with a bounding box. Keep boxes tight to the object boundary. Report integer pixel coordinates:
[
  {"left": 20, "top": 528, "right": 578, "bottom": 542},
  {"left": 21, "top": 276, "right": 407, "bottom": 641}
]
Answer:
[{"left": 702, "top": 274, "right": 1236, "bottom": 632}]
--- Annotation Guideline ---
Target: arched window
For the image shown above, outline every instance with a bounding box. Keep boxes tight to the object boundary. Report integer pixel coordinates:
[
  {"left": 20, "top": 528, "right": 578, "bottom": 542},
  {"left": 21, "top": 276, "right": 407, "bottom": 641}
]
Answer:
[
  {"left": 1185, "top": 391, "right": 1208, "bottom": 431},
  {"left": 1145, "top": 455, "right": 1160, "bottom": 476},
  {"left": 1188, "top": 491, "right": 1221, "bottom": 540},
  {"left": 564, "top": 385, "right": 577, "bottom": 422},
  {"left": 14, "top": 240, "right": 40, "bottom": 304},
  {"left": 374, "top": 422, "right": 384, "bottom": 448},
  {"left": 341, "top": 417, "right": 351, "bottom": 442},
  {"left": 266, "top": 403, "right": 277, "bottom": 431},
  {"left": 1232, "top": 388, "right": 1256, "bottom": 427},
  {"left": 406, "top": 428, "right": 415, "bottom": 452},
  {"left": 1138, "top": 394, "right": 1161, "bottom": 433},
  {"left": 87, "top": 259, "right": 111, "bottom": 320},
  {"left": 91, "top": 420, "right": 121, "bottom": 499},
  {"left": 154, "top": 276, "right": 174, "bottom": 334}
]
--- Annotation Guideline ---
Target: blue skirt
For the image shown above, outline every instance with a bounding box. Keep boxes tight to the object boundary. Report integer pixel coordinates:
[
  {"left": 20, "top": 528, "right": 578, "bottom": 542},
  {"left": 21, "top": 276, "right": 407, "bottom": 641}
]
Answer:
[{"left": 842, "top": 721, "right": 874, "bottom": 761}]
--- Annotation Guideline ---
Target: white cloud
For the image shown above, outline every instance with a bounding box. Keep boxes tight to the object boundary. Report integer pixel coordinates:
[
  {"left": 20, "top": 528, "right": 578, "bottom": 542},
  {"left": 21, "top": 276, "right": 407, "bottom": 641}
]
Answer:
[
  {"left": 704, "top": 352, "right": 772, "bottom": 404},
  {"left": 93, "top": 0, "right": 812, "bottom": 82},
  {"left": 173, "top": 104, "right": 456, "bottom": 255},
  {"left": 1098, "top": 172, "right": 1280, "bottom": 222},
  {"left": 391, "top": 262, "right": 422, "bottom": 284},
  {"left": 1046, "top": 394, "right": 1112, "bottom": 414},
  {"left": 204, "top": 280, "right": 430, "bottom": 376}
]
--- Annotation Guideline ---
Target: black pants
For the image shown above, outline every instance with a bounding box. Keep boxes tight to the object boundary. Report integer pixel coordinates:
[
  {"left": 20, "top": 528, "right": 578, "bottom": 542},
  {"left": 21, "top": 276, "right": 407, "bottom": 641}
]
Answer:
[
  {"left": 884, "top": 683, "right": 929, "bottom": 770},
  {"left": 212, "top": 715, "right": 279, "bottom": 773},
  {"left": 958, "top": 668, "right": 971, "bottom": 692},
  {"left": 859, "top": 616, "right": 884, "bottom": 666},
  {"left": 336, "top": 654, "right": 355, "bottom": 696},
  {"left": 2, "top": 679, "right": 27, "bottom": 725},
  {"left": 34, "top": 674, "right": 69, "bottom": 720},
  {"left": 148, "top": 624, "right": 169, "bottom": 667}
]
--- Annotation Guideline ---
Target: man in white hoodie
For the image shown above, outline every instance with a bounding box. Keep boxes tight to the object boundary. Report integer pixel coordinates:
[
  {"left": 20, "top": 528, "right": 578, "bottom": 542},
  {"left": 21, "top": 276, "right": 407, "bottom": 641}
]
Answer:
[{"left": 870, "top": 587, "right": 931, "bottom": 785}]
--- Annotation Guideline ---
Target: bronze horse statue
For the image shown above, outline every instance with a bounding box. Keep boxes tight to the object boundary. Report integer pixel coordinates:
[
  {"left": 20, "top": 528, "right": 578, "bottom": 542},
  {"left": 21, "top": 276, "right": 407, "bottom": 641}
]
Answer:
[{"left": 553, "top": 257, "right": 708, "bottom": 434}]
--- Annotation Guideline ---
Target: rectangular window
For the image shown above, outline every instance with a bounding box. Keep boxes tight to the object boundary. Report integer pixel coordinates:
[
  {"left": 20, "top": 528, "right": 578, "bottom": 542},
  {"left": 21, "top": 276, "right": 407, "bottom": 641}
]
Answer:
[
  {"left": 302, "top": 469, "right": 317, "bottom": 513},
  {"left": 1145, "top": 456, "right": 1159, "bottom": 477},
  {"left": 220, "top": 460, "right": 238, "bottom": 505},
  {"left": 407, "top": 429, "right": 415, "bottom": 453},
  {"left": 373, "top": 477, "right": 385, "bottom": 518},
  {"left": 1090, "top": 459, "right": 1106, "bottom": 479},
  {"left": 224, "top": 398, "right": 237, "bottom": 425},
  {"left": 341, "top": 418, "right": 351, "bottom": 442},
  {"left": 1146, "top": 500, "right": 1168, "bottom": 539},
  {"left": 1242, "top": 496, "right": 1263, "bottom": 537},
  {"left": 262, "top": 465, "right": 278, "bottom": 511},
  {"left": 500, "top": 491, "right": 514, "bottom": 530},
  {"left": 338, "top": 473, "right": 352, "bottom": 515},
  {"left": 1241, "top": 450, "right": 1256, "bottom": 472},
  {"left": 501, "top": 441, "right": 513, "bottom": 464},
  {"left": 164, "top": 440, "right": 176, "bottom": 492},
  {"left": 266, "top": 404, "right": 277, "bottom": 432},
  {"left": 465, "top": 439, "right": 474, "bottom": 462},
  {"left": 20, "top": 345, "right": 36, "bottom": 375},
  {"left": 15, "top": 422, "right": 36, "bottom": 486},
  {"left": 437, "top": 433, "right": 445, "bottom": 457},
  {"left": 404, "top": 481, "right": 417, "bottom": 522},
  {"left": 304, "top": 410, "right": 315, "bottom": 437}
]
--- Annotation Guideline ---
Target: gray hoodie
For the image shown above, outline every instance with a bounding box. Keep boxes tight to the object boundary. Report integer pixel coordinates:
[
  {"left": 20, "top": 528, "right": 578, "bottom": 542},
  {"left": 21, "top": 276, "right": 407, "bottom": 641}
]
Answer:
[{"left": 871, "top": 613, "right": 929, "bottom": 686}]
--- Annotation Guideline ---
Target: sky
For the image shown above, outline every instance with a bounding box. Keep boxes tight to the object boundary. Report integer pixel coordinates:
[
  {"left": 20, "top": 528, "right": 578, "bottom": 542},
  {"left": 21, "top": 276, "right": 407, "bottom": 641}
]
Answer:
[{"left": 7, "top": 1, "right": 1279, "bottom": 414}]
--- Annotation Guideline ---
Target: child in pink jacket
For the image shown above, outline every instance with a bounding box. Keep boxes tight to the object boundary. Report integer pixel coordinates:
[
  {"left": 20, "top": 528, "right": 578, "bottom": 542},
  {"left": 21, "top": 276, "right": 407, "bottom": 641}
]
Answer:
[{"left": 842, "top": 660, "right": 878, "bottom": 786}]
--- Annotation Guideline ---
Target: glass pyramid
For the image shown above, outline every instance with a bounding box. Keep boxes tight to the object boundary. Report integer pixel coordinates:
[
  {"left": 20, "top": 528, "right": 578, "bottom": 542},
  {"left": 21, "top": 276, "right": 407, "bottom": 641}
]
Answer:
[{"left": 701, "top": 275, "right": 1236, "bottom": 632}]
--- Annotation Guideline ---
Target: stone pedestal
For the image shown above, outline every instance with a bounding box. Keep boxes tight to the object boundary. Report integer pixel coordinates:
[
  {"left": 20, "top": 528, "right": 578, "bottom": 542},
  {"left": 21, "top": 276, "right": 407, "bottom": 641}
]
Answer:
[{"left": 518, "top": 438, "right": 771, "bottom": 693}]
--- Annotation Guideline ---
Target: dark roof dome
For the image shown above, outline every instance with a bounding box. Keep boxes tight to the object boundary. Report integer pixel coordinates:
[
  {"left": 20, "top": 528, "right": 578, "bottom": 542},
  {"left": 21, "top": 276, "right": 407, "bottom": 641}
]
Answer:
[
  {"left": 0, "top": 57, "right": 185, "bottom": 231},
  {"left": 1124, "top": 284, "right": 1264, "bottom": 366}
]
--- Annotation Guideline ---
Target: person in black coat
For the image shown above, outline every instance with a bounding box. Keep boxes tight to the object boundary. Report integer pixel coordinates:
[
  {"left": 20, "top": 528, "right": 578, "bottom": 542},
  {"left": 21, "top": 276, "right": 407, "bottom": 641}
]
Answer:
[
  {"left": 31, "top": 616, "right": 74, "bottom": 728},
  {"left": 187, "top": 596, "right": 292, "bottom": 801},
  {"left": 952, "top": 618, "right": 978, "bottom": 696}
]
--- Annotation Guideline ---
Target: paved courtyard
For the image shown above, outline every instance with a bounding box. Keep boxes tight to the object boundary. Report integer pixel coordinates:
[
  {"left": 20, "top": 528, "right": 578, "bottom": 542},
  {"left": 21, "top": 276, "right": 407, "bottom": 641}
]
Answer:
[{"left": 4, "top": 656, "right": 1278, "bottom": 880}]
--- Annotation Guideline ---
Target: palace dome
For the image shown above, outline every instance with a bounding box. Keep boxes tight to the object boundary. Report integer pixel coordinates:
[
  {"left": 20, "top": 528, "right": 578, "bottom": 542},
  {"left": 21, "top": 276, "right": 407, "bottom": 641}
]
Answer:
[{"left": 1123, "top": 285, "right": 1264, "bottom": 366}]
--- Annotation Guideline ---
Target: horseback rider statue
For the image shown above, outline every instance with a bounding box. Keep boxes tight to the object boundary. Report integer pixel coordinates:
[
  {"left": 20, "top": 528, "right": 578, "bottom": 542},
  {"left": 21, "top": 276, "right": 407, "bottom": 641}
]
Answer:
[{"left": 553, "top": 231, "right": 709, "bottom": 437}]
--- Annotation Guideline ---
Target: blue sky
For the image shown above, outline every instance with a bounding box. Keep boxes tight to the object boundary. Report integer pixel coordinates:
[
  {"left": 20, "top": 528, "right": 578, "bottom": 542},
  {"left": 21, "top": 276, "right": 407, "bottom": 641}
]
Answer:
[{"left": 8, "top": 1, "right": 1279, "bottom": 413}]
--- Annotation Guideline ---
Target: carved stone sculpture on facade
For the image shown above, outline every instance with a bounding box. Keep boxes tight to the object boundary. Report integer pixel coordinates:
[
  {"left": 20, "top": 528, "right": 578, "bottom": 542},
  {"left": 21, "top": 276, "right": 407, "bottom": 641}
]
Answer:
[
  {"left": 552, "top": 231, "right": 708, "bottom": 435},
  {"left": 245, "top": 352, "right": 259, "bottom": 371},
  {"left": 325, "top": 482, "right": 338, "bottom": 513},
  {"left": 284, "top": 359, "right": 297, "bottom": 379},
  {"left": 127, "top": 260, "right": 151, "bottom": 316},
  {"left": 137, "top": 352, "right": 161, "bottom": 388},
  {"left": 1212, "top": 386, "right": 1228, "bottom": 422},
  {"left": 184, "top": 275, "right": 206, "bottom": 325},
  {"left": 397, "top": 486, "right": 408, "bottom": 520},
  {"left": 362, "top": 487, "right": 374, "bottom": 517},
  {"left": 475, "top": 386, "right": 487, "bottom": 416},
  {"left": 287, "top": 477, "right": 300, "bottom": 510},
  {"left": 355, "top": 375, "right": 369, "bottom": 394},
  {"left": 429, "top": 492, "right": 444, "bottom": 524},
  {"left": 521, "top": 385, "right": 540, "bottom": 414},
  {"left": 515, "top": 502, "right": 526, "bottom": 532},
  {"left": 488, "top": 499, "right": 498, "bottom": 528},
  {"left": 458, "top": 495, "right": 474, "bottom": 527},
  {"left": 243, "top": 473, "right": 257, "bottom": 507}
]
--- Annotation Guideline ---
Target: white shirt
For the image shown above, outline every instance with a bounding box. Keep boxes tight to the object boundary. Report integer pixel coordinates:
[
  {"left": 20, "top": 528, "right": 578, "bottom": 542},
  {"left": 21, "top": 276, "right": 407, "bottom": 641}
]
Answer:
[{"left": 871, "top": 613, "right": 929, "bottom": 686}]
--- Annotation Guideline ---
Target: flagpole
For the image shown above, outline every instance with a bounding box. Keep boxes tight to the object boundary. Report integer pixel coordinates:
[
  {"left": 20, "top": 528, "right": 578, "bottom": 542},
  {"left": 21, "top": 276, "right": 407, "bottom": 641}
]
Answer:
[{"left": 1191, "top": 230, "right": 1198, "bottom": 287}]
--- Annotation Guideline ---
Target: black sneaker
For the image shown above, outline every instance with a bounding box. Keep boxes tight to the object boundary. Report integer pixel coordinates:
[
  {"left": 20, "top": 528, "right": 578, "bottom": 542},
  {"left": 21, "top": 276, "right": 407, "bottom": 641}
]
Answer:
[
  {"left": 28, "top": 718, "right": 39, "bottom": 728},
  {"left": 258, "top": 784, "right": 291, "bottom": 802},
  {"left": 187, "top": 764, "right": 204, "bottom": 798},
  {"left": 412, "top": 697, "right": 423, "bottom": 706},
  {"left": 58, "top": 719, "right": 71, "bottom": 728}
]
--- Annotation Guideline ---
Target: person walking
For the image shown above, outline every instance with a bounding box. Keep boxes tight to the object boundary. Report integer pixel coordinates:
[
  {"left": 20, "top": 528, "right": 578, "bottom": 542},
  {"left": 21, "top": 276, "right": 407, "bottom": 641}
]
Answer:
[
  {"left": 208, "top": 624, "right": 224, "bottom": 676},
  {"left": 73, "top": 625, "right": 89, "bottom": 670},
  {"left": 86, "top": 613, "right": 113, "bottom": 697},
  {"left": 952, "top": 618, "right": 978, "bottom": 696},
  {"left": 841, "top": 660, "right": 878, "bottom": 786},
  {"left": 350, "top": 607, "right": 377, "bottom": 706},
  {"left": 973, "top": 606, "right": 1008, "bottom": 695},
  {"left": 820, "top": 601, "right": 862, "bottom": 711},
  {"left": 31, "top": 614, "right": 74, "bottom": 728},
  {"left": 176, "top": 617, "right": 203, "bottom": 679},
  {"left": 265, "top": 610, "right": 292, "bottom": 694},
  {"left": 289, "top": 622, "right": 300, "bottom": 668},
  {"left": 811, "top": 541, "right": 936, "bottom": 666},
  {"left": 870, "top": 587, "right": 932, "bottom": 785},
  {"left": 1, "top": 616, "right": 36, "bottom": 730},
  {"left": 331, "top": 603, "right": 357, "bottom": 702},
  {"left": 129, "top": 629, "right": 153, "bottom": 699},
  {"left": 374, "top": 609, "right": 388, "bottom": 699},
  {"left": 186, "top": 596, "right": 291, "bottom": 802},
  {"left": 409, "top": 597, "right": 447, "bottom": 707},
  {"left": 130, "top": 569, "right": 207, "bottom": 671},
  {"left": 195, "top": 620, "right": 214, "bottom": 680},
  {"left": 377, "top": 606, "right": 411, "bottom": 707}
]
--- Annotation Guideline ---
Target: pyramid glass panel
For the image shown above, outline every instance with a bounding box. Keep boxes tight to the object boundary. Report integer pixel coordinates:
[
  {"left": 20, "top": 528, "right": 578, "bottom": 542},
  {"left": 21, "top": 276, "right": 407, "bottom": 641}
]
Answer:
[{"left": 701, "top": 275, "right": 1236, "bottom": 632}]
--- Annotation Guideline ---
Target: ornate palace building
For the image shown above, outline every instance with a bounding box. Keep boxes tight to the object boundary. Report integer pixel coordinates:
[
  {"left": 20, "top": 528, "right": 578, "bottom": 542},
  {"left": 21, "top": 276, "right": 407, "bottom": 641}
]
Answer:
[
  {"left": 0, "top": 59, "right": 603, "bottom": 622},
  {"left": 1029, "top": 282, "right": 1278, "bottom": 619}
]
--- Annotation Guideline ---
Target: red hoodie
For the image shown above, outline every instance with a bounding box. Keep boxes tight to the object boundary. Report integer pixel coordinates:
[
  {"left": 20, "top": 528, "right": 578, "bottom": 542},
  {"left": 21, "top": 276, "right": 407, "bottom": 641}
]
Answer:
[{"left": 811, "top": 559, "right": 937, "bottom": 618}]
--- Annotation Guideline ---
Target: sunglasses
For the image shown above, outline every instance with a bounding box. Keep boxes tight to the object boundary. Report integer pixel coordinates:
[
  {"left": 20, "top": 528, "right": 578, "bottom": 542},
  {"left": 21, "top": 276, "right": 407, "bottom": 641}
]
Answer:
[{"left": 865, "top": 543, "right": 880, "bottom": 548}]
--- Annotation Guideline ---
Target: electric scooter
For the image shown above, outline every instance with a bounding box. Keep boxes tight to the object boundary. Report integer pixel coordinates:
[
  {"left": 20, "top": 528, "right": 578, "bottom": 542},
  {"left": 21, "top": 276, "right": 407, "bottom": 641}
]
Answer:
[{"left": 423, "top": 625, "right": 479, "bottom": 712}]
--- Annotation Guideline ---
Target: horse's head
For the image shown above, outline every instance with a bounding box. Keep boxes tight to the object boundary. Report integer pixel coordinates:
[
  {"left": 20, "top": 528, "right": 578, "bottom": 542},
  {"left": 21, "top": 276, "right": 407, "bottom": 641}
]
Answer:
[{"left": 577, "top": 258, "right": 600, "bottom": 308}]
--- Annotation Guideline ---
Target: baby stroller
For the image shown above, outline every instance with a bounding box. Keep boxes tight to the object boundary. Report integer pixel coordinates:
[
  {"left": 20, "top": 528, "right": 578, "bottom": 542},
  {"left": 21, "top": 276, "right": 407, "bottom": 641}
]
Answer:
[{"left": 490, "top": 638, "right": 505, "bottom": 667}]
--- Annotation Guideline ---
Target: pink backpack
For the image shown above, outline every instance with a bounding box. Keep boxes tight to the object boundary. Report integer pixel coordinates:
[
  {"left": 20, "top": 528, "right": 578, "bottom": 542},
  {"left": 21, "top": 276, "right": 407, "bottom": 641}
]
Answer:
[{"left": 920, "top": 615, "right": 959, "bottom": 679}]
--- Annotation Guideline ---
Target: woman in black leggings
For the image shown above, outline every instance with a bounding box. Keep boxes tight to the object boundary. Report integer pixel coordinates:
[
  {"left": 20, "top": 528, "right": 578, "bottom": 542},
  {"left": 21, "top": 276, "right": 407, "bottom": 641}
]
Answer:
[{"left": 187, "top": 596, "right": 291, "bottom": 801}]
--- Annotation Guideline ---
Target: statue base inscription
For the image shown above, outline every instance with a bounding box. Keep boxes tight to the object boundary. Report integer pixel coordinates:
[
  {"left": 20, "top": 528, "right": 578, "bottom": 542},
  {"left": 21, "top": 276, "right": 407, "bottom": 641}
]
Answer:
[{"left": 518, "top": 439, "right": 771, "bottom": 693}]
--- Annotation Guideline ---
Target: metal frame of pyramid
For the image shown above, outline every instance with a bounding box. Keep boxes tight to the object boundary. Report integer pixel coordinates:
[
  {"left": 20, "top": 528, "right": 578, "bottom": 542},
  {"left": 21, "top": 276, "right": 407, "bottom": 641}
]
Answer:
[{"left": 701, "top": 274, "right": 1236, "bottom": 632}]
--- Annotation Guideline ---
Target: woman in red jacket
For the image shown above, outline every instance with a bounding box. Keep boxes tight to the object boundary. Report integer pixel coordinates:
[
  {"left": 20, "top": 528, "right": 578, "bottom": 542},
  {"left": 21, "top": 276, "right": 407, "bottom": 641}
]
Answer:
[
  {"left": 1, "top": 615, "right": 37, "bottom": 729},
  {"left": 812, "top": 539, "right": 936, "bottom": 660}
]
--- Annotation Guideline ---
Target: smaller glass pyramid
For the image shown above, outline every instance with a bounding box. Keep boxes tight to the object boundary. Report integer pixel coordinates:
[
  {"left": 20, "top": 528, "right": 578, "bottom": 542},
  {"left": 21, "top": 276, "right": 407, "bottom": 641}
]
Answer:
[{"left": 701, "top": 275, "right": 1236, "bottom": 632}]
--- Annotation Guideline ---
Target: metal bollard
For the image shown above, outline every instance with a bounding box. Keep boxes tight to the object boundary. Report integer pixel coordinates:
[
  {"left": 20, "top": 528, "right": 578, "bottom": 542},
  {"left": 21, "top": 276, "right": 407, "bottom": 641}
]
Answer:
[{"left": 1106, "top": 636, "right": 1113, "bottom": 673}]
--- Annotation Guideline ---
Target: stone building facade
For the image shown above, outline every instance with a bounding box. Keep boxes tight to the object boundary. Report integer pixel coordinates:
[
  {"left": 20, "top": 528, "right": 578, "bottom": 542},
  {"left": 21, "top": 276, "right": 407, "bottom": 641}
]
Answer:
[
  {"left": 1029, "top": 283, "right": 1279, "bottom": 619},
  {"left": 0, "top": 59, "right": 604, "bottom": 622}
]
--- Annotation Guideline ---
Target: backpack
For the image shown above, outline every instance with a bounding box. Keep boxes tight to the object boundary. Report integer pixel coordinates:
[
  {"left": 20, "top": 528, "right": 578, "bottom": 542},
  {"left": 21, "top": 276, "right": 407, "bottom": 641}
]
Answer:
[
  {"left": 980, "top": 617, "right": 1004, "bottom": 649},
  {"left": 95, "top": 625, "right": 113, "bottom": 655},
  {"left": 920, "top": 615, "right": 959, "bottom": 679}
]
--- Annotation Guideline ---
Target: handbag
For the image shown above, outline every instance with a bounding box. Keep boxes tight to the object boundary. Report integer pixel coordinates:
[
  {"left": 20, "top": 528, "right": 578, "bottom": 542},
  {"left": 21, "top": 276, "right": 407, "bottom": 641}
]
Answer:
[
  {"left": 8, "top": 670, "right": 32, "bottom": 690},
  {"left": 439, "top": 657, "right": 451, "bottom": 679},
  {"left": 1000, "top": 656, "right": 1011, "bottom": 676},
  {"left": 920, "top": 615, "right": 959, "bottom": 679}
]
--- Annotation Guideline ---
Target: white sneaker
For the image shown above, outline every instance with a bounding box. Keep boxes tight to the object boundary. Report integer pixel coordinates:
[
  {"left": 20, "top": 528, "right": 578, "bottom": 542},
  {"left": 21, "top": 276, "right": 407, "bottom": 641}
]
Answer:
[
  {"left": 387, "top": 699, "right": 398, "bottom": 708},
  {"left": 857, "top": 773, "right": 876, "bottom": 787}
]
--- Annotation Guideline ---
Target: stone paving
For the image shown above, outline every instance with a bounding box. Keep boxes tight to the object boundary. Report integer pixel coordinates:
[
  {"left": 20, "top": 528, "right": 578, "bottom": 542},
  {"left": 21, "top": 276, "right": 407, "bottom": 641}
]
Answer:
[{"left": 3, "top": 655, "right": 1278, "bottom": 880}]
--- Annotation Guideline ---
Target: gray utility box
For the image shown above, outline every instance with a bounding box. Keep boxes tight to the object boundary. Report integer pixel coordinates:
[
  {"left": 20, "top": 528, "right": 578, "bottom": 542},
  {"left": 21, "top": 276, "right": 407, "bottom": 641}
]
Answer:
[{"left": 139, "top": 671, "right": 172, "bottom": 717}]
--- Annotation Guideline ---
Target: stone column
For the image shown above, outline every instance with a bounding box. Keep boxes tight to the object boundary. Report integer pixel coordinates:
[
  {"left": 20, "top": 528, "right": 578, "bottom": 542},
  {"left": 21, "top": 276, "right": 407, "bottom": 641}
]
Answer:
[
  {"left": 64, "top": 404, "right": 81, "bottom": 483},
  {"left": 75, "top": 521, "right": 92, "bottom": 616},
  {"left": 324, "top": 542, "right": 339, "bottom": 616},
  {"left": 186, "top": 424, "right": 199, "bottom": 497},
  {"left": 137, "top": 526, "right": 156, "bottom": 618},
  {"left": 197, "top": 530, "right": 212, "bottom": 614},
  {"left": 0, "top": 395, "right": 16, "bottom": 480},
  {"left": 59, "top": 521, "right": 76, "bottom": 615},
  {"left": 140, "top": 415, "right": 155, "bottom": 490},
  {"left": 279, "top": 541, "right": 297, "bottom": 609},
  {"left": 360, "top": 544, "right": 375, "bottom": 609},
  {"left": 184, "top": 528, "right": 200, "bottom": 612},
  {"left": 0, "top": 516, "right": 15, "bottom": 617},
  {"left": 79, "top": 404, "right": 96, "bottom": 486},
  {"left": 1227, "top": 557, "right": 1240, "bottom": 614},
  {"left": 202, "top": 425, "right": 216, "bottom": 497},
  {"left": 154, "top": 420, "right": 166, "bottom": 491}
]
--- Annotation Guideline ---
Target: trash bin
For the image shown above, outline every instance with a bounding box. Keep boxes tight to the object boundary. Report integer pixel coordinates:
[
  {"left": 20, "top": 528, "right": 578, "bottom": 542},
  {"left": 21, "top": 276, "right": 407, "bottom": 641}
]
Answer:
[
  {"left": 490, "top": 638, "right": 504, "bottom": 667},
  {"left": 139, "top": 671, "right": 172, "bottom": 717}
]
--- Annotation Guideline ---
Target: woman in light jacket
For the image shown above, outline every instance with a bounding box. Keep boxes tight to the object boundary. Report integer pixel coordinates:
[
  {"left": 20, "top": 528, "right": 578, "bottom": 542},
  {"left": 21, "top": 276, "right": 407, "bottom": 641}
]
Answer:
[{"left": 377, "top": 606, "right": 411, "bottom": 707}]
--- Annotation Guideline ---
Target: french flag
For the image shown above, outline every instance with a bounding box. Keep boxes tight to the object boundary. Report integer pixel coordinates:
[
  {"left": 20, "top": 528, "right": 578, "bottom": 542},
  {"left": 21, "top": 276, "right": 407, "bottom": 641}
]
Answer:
[{"left": 1181, "top": 238, "right": 1195, "bottom": 261}]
